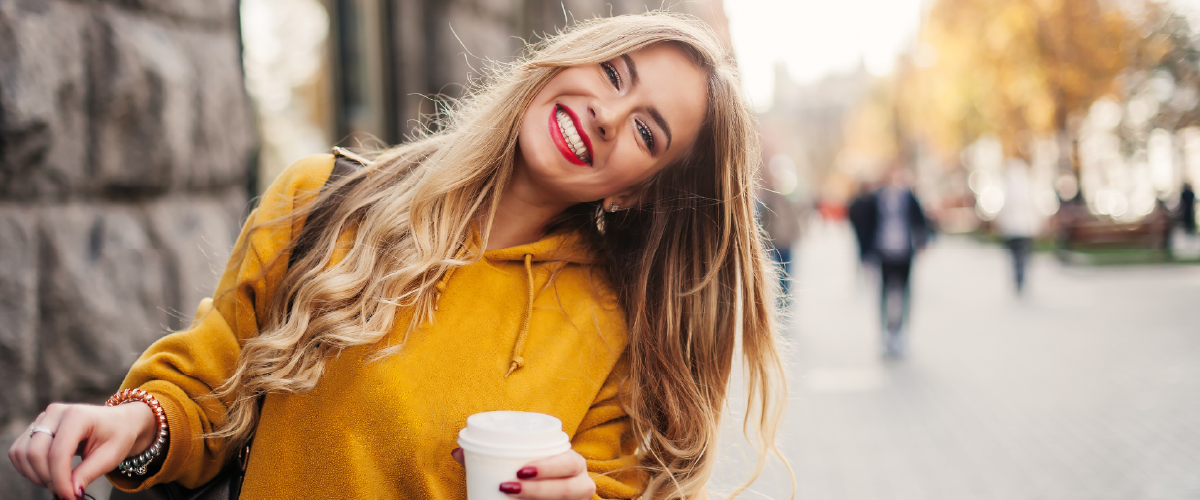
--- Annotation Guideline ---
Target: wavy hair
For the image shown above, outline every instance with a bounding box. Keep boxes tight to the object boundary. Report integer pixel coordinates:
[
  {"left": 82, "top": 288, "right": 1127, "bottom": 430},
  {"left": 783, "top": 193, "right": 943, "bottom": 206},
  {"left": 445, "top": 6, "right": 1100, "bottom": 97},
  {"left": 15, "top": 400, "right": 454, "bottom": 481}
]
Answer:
[{"left": 213, "top": 12, "right": 789, "bottom": 500}]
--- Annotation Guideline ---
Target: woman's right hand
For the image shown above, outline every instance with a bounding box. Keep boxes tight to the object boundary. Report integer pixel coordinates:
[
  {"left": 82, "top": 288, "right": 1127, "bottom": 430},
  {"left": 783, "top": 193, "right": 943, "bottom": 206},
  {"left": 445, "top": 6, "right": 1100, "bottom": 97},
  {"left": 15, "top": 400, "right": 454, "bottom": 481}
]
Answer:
[{"left": 8, "top": 401, "right": 158, "bottom": 500}]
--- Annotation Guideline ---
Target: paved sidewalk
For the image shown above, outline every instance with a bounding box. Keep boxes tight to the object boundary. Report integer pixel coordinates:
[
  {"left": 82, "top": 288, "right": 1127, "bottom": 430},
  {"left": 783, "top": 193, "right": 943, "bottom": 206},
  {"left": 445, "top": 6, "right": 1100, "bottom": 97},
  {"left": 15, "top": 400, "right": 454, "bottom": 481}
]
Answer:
[{"left": 711, "top": 221, "right": 1200, "bottom": 500}]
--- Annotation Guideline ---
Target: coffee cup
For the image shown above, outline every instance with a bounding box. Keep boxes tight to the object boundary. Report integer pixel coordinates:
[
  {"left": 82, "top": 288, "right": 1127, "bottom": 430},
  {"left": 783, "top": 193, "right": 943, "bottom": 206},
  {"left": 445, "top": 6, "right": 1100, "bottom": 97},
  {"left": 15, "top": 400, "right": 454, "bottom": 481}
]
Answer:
[{"left": 457, "top": 411, "right": 572, "bottom": 500}]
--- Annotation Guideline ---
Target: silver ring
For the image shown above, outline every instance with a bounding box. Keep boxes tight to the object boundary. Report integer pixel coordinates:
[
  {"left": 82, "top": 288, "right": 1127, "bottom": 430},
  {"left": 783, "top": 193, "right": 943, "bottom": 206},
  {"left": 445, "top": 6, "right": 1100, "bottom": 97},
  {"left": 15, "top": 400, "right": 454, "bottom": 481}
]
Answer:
[{"left": 29, "top": 426, "right": 54, "bottom": 438}]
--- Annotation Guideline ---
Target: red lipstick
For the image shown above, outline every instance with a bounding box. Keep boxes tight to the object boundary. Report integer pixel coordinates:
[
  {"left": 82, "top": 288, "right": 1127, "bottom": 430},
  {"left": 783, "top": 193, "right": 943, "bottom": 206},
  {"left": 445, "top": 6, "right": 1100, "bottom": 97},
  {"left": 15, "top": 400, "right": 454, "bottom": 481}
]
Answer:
[{"left": 548, "top": 104, "right": 593, "bottom": 166}]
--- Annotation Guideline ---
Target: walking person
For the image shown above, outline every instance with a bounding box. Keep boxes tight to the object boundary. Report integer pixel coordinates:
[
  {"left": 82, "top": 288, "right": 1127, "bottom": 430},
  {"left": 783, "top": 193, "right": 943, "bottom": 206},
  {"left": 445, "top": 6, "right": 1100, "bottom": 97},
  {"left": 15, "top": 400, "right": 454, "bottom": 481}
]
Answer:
[
  {"left": 1180, "top": 182, "right": 1196, "bottom": 235},
  {"left": 848, "top": 182, "right": 878, "bottom": 270},
  {"left": 867, "top": 164, "right": 930, "bottom": 357},
  {"left": 8, "top": 14, "right": 788, "bottom": 500},
  {"left": 996, "top": 159, "right": 1039, "bottom": 294},
  {"left": 758, "top": 167, "right": 803, "bottom": 305}
]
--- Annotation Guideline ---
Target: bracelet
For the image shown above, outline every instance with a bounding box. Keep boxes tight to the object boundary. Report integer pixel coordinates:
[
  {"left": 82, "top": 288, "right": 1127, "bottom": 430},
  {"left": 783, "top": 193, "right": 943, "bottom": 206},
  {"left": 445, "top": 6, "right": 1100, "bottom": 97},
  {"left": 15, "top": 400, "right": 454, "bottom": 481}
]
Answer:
[{"left": 105, "top": 388, "right": 169, "bottom": 477}]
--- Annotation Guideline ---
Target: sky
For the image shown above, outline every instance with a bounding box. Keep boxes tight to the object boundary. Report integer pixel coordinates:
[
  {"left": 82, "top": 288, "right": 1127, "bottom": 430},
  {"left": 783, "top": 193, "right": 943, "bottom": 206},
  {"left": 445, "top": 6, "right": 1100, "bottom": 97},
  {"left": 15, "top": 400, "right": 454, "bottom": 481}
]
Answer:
[{"left": 725, "top": 0, "right": 927, "bottom": 111}]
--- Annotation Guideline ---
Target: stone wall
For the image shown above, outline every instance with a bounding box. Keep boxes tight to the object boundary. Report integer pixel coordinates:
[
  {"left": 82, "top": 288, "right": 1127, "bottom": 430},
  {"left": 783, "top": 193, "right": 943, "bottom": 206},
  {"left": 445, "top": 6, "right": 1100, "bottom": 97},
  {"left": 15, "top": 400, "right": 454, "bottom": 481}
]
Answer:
[{"left": 0, "top": 0, "right": 254, "bottom": 497}]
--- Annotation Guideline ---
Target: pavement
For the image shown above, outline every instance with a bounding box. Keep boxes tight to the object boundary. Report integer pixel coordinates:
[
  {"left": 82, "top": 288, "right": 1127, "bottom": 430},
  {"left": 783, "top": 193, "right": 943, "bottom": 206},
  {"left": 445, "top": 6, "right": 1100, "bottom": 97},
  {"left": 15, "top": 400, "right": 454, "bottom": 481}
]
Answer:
[{"left": 710, "top": 220, "right": 1200, "bottom": 500}]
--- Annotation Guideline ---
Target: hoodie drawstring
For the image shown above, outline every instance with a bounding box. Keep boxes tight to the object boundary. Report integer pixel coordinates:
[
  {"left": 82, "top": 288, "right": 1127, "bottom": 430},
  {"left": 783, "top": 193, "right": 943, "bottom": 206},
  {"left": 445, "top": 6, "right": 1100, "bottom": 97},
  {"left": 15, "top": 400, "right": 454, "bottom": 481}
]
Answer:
[
  {"left": 505, "top": 254, "right": 534, "bottom": 378},
  {"left": 434, "top": 246, "right": 471, "bottom": 310}
]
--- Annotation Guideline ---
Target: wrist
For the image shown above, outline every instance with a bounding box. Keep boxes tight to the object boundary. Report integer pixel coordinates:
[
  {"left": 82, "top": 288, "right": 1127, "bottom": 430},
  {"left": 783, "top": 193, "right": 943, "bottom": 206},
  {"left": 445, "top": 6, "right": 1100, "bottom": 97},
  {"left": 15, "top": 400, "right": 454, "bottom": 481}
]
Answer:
[
  {"left": 105, "top": 388, "right": 169, "bottom": 476},
  {"left": 116, "top": 400, "right": 158, "bottom": 455}
]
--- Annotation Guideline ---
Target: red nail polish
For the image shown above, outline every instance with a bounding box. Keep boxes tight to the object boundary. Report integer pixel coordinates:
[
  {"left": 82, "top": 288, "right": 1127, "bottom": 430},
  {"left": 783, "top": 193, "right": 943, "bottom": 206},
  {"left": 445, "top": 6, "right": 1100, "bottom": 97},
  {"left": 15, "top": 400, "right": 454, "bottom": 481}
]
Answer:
[
  {"left": 77, "top": 485, "right": 86, "bottom": 500},
  {"left": 450, "top": 447, "right": 461, "bottom": 457},
  {"left": 499, "top": 482, "right": 522, "bottom": 494},
  {"left": 517, "top": 466, "right": 537, "bottom": 479}
]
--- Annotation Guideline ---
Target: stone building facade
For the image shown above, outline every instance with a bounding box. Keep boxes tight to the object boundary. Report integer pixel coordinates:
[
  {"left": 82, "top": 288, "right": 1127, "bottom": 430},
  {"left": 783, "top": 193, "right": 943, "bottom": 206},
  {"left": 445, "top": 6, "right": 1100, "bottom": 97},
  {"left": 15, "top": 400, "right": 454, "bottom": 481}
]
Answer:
[{"left": 0, "top": 1, "right": 254, "bottom": 498}]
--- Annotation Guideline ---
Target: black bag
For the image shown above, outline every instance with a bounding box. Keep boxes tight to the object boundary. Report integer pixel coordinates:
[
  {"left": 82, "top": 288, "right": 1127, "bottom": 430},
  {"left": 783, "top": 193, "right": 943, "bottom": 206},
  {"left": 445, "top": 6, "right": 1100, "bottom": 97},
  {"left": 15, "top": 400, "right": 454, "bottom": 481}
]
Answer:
[
  {"left": 107, "top": 151, "right": 366, "bottom": 500},
  {"left": 108, "top": 443, "right": 250, "bottom": 500}
]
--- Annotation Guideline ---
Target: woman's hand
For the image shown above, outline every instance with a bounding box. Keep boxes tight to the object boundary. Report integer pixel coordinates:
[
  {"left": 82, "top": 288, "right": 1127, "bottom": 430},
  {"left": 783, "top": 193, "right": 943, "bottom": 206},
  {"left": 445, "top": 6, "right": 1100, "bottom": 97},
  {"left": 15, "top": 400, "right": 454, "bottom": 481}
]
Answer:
[
  {"left": 451, "top": 448, "right": 596, "bottom": 500},
  {"left": 8, "top": 402, "right": 158, "bottom": 500}
]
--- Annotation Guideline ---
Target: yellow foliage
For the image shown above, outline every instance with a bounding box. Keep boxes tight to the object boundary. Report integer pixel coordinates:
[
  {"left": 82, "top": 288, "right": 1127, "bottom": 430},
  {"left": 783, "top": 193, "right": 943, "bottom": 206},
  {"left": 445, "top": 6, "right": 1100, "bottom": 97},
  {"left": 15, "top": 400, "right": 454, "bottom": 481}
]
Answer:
[{"left": 901, "top": 0, "right": 1139, "bottom": 159}]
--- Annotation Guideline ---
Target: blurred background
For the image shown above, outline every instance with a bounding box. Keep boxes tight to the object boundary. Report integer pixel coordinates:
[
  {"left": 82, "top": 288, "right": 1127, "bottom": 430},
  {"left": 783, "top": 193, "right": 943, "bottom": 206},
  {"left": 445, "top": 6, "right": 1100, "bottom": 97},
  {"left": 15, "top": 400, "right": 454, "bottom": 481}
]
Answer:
[{"left": 1, "top": 0, "right": 1198, "bottom": 498}]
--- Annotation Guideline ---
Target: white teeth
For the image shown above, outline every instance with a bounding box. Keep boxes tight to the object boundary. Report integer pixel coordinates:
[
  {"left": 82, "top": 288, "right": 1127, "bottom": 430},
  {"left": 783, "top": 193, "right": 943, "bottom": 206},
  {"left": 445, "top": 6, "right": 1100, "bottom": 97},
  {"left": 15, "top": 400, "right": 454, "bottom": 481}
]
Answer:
[{"left": 555, "top": 109, "right": 590, "bottom": 163}]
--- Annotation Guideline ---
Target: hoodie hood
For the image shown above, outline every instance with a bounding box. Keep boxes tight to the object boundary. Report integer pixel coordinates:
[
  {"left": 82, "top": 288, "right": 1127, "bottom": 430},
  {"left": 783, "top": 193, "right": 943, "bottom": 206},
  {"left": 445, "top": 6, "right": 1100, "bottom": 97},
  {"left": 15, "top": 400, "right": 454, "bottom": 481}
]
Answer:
[{"left": 481, "top": 230, "right": 598, "bottom": 265}]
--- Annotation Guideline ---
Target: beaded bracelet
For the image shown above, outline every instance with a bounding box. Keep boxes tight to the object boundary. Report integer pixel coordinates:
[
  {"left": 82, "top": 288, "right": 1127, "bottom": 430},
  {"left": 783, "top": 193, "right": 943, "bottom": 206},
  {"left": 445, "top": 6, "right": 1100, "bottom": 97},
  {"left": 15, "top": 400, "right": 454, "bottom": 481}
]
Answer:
[{"left": 105, "top": 388, "right": 169, "bottom": 477}]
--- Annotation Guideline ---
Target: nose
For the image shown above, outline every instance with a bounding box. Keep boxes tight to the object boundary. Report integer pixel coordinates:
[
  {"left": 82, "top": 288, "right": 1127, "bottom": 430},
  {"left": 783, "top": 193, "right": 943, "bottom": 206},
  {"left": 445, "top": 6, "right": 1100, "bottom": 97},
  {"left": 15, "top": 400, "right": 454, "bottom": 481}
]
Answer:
[
  {"left": 588, "top": 106, "right": 613, "bottom": 142},
  {"left": 588, "top": 98, "right": 630, "bottom": 142}
]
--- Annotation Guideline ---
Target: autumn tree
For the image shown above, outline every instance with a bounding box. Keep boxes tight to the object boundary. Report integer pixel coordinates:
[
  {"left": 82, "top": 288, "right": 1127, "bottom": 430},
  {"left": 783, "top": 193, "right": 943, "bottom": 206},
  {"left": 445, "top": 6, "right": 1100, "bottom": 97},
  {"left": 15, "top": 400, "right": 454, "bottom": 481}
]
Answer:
[
  {"left": 1126, "top": 4, "right": 1200, "bottom": 132},
  {"left": 901, "top": 0, "right": 1133, "bottom": 163}
]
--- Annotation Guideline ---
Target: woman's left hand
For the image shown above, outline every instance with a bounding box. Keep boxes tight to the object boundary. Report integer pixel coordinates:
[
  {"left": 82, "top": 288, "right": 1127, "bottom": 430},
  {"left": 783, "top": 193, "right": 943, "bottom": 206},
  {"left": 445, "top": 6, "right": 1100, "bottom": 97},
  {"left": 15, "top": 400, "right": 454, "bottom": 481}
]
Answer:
[{"left": 451, "top": 448, "right": 596, "bottom": 500}]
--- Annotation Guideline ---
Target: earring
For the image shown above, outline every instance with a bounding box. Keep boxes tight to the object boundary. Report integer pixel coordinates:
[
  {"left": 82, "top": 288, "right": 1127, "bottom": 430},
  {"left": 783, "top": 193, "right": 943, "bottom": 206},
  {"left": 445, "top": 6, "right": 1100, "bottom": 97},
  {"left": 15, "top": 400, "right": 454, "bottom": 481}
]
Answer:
[{"left": 607, "top": 202, "right": 621, "bottom": 213}]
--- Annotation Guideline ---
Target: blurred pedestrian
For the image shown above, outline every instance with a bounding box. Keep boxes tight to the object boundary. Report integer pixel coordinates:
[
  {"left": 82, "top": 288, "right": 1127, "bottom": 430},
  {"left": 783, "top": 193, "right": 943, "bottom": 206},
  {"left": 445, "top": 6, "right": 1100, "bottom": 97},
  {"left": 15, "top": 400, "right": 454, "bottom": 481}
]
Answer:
[
  {"left": 758, "top": 174, "right": 802, "bottom": 304},
  {"left": 859, "top": 164, "right": 930, "bottom": 357},
  {"left": 996, "top": 159, "right": 1039, "bottom": 294},
  {"left": 1180, "top": 182, "right": 1196, "bottom": 235},
  {"left": 848, "top": 182, "right": 877, "bottom": 269}
]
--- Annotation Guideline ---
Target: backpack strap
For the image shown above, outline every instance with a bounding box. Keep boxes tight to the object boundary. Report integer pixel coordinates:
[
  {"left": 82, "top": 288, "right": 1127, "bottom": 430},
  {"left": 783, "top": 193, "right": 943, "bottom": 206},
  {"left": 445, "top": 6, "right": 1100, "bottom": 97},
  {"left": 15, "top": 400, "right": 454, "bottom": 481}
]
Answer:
[
  {"left": 287, "top": 148, "right": 367, "bottom": 269},
  {"left": 330, "top": 146, "right": 370, "bottom": 178}
]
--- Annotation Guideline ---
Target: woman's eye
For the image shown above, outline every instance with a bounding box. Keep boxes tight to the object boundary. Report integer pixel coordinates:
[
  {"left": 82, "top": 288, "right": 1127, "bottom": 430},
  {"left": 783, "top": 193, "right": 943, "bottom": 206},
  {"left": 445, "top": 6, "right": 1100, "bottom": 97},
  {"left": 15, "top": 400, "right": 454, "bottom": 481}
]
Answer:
[
  {"left": 601, "top": 62, "right": 620, "bottom": 88},
  {"left": 637, "top": 120, "right": 655, "bottom": 151}
]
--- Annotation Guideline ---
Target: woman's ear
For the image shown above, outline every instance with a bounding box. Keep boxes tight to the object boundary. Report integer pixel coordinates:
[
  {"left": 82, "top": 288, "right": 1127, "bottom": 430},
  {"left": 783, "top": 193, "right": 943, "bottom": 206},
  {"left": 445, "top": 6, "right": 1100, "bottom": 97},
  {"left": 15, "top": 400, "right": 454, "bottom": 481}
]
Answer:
[
  {"left": 603, "top": 174, "right": 659, "bottom": 212},
  {"left": 601, "top": 191, "right": 642, "bottom": 212}
]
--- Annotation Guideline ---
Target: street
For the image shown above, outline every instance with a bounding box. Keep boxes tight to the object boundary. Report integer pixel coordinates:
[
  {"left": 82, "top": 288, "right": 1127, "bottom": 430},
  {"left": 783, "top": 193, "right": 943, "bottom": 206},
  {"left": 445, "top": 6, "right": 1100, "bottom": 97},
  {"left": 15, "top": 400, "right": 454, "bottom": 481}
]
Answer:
[{"left": 711, "top": 220, "right": 1200, "bottom": 500}]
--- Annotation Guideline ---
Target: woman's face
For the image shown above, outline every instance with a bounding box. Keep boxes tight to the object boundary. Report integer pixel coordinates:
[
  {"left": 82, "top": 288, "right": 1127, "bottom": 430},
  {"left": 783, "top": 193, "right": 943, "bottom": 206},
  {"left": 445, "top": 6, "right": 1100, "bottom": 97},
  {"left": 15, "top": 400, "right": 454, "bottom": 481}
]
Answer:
[{"left": 515, "top": 43, "right": 709, "bottom": 207}]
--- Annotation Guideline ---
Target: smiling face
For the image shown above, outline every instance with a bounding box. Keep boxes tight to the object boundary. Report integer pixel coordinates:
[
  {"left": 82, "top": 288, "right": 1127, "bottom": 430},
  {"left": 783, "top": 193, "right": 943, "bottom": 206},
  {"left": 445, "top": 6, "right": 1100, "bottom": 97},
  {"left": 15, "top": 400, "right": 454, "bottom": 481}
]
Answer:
[{"left": 514, "top": 42, "right": 709, "bottom": 208}]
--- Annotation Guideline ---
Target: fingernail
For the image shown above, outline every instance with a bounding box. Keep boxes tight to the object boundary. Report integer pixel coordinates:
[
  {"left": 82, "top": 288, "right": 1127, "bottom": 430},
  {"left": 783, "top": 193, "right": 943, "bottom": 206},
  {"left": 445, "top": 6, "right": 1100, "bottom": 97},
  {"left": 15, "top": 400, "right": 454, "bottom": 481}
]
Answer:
[
  {"left": 499, "top": 482, "right": 522, "bottom": 494},
  {"left": 517, "top": 466, "right": 537, "bottom": 479},
  {"left": 450, "top": 447, "right": 460, "bottom": 457},
  {"left": 76, "top": 485, "right": 86, "bottom": 500}
]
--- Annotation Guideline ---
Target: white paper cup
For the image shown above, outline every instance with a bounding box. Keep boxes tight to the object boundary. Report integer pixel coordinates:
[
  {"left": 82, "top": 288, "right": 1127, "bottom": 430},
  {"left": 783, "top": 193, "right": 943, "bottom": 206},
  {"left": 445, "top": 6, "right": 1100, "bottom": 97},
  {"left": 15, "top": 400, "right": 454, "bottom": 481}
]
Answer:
[{"left": 458, "top": 411, "right": 572, "bottom": 500}]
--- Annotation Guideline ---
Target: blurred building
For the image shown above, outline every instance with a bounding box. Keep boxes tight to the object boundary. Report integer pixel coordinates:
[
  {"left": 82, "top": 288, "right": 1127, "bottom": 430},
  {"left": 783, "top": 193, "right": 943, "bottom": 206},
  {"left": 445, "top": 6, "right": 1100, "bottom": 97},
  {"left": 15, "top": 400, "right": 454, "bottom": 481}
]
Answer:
[{"left": 758, "top": 60, "right": 873, "bottom": 209}]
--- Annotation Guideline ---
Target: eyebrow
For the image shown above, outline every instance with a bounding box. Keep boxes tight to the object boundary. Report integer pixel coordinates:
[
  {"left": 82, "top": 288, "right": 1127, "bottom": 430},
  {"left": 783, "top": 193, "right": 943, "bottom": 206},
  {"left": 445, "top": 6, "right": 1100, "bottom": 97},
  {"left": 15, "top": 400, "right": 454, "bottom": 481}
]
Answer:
[
  {"left": 620, "top": 54, "right": 639, "bottom": 86},
  {"left": 648, "top": 108, "right": 673, "bottom": 151},
  {"left": 620, "top": 54, "right": 673, "bottom": 151}
]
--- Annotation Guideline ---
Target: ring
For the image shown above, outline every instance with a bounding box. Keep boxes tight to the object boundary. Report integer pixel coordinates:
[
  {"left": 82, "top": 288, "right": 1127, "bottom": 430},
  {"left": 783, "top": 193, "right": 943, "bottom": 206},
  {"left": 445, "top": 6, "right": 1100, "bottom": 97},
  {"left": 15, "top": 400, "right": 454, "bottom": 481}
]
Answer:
[{"left": 28, "top": 426, "right": 54, "bottom": 438}]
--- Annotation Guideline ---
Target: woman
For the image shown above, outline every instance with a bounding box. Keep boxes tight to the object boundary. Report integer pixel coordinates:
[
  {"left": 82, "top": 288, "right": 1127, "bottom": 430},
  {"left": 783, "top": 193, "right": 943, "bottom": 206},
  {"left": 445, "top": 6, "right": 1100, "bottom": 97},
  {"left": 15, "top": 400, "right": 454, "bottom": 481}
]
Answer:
[{"left": 10, "top": 12, "right": 786, "bottom": 500}]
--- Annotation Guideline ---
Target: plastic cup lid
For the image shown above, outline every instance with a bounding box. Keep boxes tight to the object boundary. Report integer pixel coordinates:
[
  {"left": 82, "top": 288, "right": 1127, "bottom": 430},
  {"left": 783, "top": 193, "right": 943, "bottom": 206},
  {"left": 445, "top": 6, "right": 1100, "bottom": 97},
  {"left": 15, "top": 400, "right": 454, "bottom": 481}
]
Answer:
[{"left": 457, "top": 411, "right": 571, "bottom": 456}]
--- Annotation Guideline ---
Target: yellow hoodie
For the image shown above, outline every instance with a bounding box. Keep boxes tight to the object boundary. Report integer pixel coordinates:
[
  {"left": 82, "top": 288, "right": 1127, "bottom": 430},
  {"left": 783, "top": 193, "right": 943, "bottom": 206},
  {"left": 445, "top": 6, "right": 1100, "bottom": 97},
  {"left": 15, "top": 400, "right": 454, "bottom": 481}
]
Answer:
[{"left": 107, "top": 154, "right": 644, "bottom": 499}]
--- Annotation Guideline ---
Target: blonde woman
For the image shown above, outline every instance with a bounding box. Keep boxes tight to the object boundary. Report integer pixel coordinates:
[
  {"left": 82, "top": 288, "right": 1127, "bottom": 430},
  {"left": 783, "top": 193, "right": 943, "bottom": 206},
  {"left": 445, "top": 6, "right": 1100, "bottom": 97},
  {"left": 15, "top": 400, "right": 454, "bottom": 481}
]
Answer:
[{"left": 10, "top": 12, "right": 787, "bottom": 500}]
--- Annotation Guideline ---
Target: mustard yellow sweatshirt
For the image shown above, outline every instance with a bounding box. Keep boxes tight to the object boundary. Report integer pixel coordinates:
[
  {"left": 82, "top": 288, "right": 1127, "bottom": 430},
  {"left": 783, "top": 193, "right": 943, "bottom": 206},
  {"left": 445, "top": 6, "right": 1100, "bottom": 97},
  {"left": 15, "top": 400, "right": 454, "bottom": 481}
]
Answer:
[{"left": 107, "top": 154, "right": 643, "bottom": 499}]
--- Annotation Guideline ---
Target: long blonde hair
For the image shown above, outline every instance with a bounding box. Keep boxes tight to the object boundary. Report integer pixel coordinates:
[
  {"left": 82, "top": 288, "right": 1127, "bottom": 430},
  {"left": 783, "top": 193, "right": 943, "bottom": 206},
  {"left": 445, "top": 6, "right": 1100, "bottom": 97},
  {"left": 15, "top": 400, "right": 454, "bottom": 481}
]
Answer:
[{"left": 215, "top": 12, "right": 788, "bottom": 499}]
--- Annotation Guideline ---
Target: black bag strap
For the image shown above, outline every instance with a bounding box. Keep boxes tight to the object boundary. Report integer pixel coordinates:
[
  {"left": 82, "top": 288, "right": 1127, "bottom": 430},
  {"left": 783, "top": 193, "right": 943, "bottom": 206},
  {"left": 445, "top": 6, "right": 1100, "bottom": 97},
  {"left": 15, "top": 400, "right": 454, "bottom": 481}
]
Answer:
[
  {"left": 223, "top": 149, "right": 366, "bottom": 499},
  {"left": 287, "top": 148, "right": 367, "bottom": 269}
]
